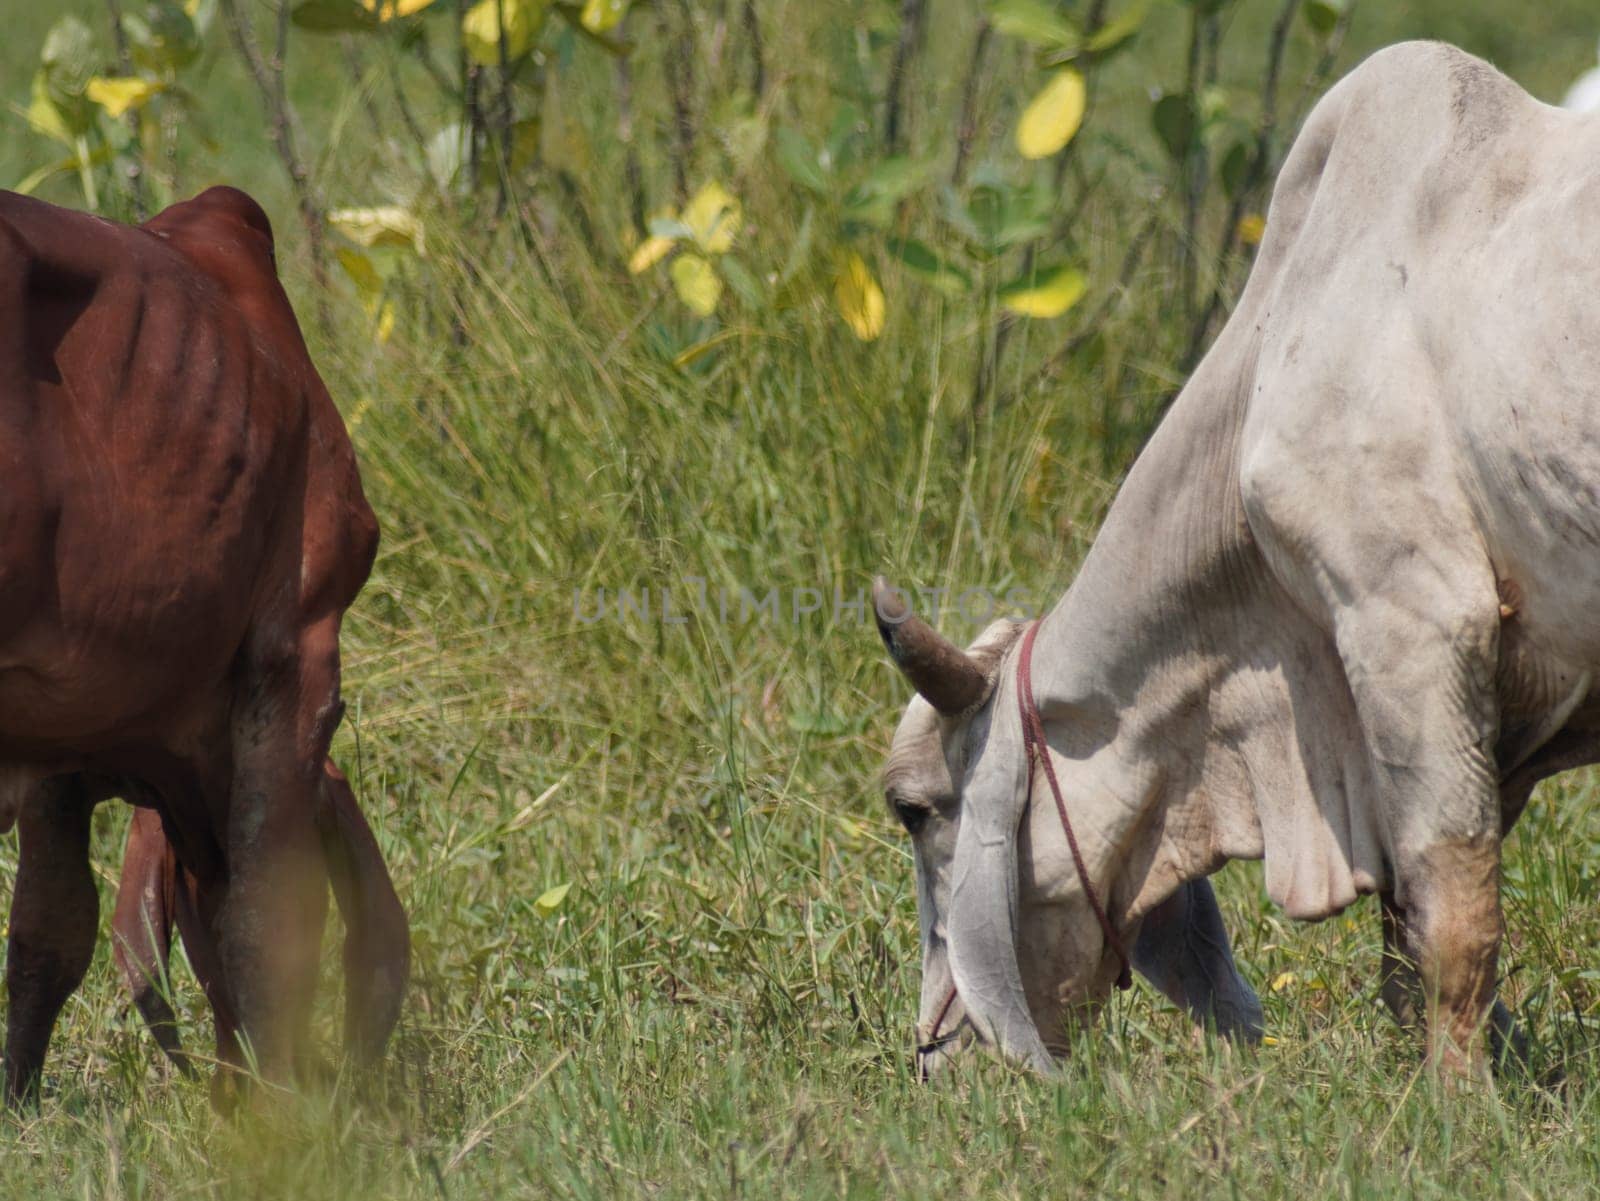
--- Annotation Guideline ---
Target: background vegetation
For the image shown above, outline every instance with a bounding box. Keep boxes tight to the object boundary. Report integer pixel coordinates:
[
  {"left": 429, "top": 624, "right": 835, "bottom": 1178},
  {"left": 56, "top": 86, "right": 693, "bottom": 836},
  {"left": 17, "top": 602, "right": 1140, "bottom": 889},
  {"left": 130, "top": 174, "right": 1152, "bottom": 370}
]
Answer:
[{"left": 5, "top": 1, "right": 1600, "bottom": 1197}]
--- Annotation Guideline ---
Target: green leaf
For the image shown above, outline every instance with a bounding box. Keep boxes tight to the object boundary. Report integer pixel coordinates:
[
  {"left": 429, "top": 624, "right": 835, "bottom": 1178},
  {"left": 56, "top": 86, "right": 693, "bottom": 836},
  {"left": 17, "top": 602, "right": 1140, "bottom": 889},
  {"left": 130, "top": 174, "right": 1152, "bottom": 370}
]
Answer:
[
  {"left": 988, "top": 0, "right": 1079, "bottom": 49},
  {"left": 534, "top": 882, "right": 572, "bottom": 915},
  {"left": 716, "top": 254, "right": 765, "bottom": 307},
  {"left": 1084, "top": 1, "right": 1147, "bottom": 56},
  {"left": 962, "top": 180, "right": 1051, "bottom": 251},
  {"left": 773, "top": 126, "right": 829, "bottom": 193},
  {"left": 855, "top": 155, "right": 933, "bottom": 202},
  {"left": 123, "top": 2, "right": 201, "bottom": 72},
  {"left": 886, "top": 237, "right": 971, "bottom": 295},
  {"left": 14, "top": 154, "right": 81, "bottom": 196},
  {"left": 290, "top": 0, "right": 380, "bottom": 32},
  {"left": 549, "top": 3, "right": 630, "bottom": 55},
  {"left": 823, "top": 101, "right": 868, "bottom": 171},
  {"left": 844, "top": 160, "right": 930, "bottom": 230},
  {"left": 998, "top": 263, "right": 1087, "bottom": 318},
  {"left": 672, "top": 329, "right": 738, "bottom": 369},
  {"left": 40, "top": 17, "right": 99, "bottom": 134},
  {"left": 1016, "top": 68, "right": 1086, "bottom": 159},
  {"left": 1152, "top": 92, "right": 1197, "bottom": 159},
  {"left": 42, "top": 16, "right": 97, "bottom": 93},
  {"left": 1302, "top": 0, "right": 1347, "bottom": 35},
  {"left": 670, "top": 253, "right": 722, "bottom": 316},
  {"left": 1219, "top": 138, "right": 1251, "bottom": 200}
]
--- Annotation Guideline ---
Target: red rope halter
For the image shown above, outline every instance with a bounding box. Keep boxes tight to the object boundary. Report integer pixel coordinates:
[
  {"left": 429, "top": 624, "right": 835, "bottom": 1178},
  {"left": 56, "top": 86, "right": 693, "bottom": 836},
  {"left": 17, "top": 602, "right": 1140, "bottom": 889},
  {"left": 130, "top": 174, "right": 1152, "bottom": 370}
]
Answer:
[
  {"left": 921, "top": 618, "right": 1132, "bottom": 1061},
  {"left": 1017, "top": 619, "right": 1132, "bottom": 991}
]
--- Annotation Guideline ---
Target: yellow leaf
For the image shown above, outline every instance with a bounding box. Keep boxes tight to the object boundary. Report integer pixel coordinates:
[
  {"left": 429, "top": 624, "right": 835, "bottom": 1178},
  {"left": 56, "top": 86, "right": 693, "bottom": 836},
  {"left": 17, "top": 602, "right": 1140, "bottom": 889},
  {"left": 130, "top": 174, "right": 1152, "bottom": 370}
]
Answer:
[
  {"left": 462, "top": 0, "right": 549, "bottom": 66},
  {"left": 833, "top": 250, "right": 886, "bottom": 341},
  {"left": 535, "top": 882, "right": 572, "bottom": 915},
  {"left": 1237, "top": 212, "right": 1266, "bottom": 246},
  {"left": 327, "top": 205, "right": 426, "bottom": 255},
  {"left": 362, "top": 0, "right": 439, "bottom": 17},
  {"left": 336, "top": 247, "right": 384, "bottom": 297},
  {"left": 1270, "top": 971, "right": 1296, "bottom": 993},
  {"left": 680, "top": 180, "right": 740, "bottom": 254},
  {"left": 670, "top": 253, "right": 722, "bottom": 316},
  {"left": 580, "top": 0, "right": 628, "bottom": 32},
  {"left": 1261, "top": 1035, "right": 1280, "bottom": 1046},
  {"left": 86, "top": 76, "right": 164, "bottom": 118},
  {"left": 374, "top": 300, "right": 396, "bottom": 343},
  {"left": 26, "top": 73, "right": 75, "bottom": 146},
  {"left": 628, "top": 234, "right": 675, "bottom": 274},
  {"left": 1016, "top": 68, "right": 1086, "bottom": 160},
  {"left": 998, "top": 263, "right": 1086, "bottom": 319}
]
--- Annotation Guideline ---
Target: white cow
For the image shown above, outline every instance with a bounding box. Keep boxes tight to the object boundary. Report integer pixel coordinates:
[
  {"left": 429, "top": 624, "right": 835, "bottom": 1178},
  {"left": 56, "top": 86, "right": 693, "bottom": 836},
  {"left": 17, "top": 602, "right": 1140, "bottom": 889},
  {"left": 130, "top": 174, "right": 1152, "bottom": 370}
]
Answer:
[{"left": 877, "top": 42, "right": 1596, "bottom": 1079}]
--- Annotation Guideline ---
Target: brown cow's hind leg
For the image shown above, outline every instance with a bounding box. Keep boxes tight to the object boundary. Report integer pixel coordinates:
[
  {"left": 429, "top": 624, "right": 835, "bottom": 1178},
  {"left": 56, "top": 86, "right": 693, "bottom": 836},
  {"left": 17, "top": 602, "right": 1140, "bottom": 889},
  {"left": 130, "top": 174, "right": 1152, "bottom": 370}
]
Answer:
[
  {"left": 4, "top": 779, "right": 97, "bottom": 1105},
  {"left": 111, "top": 807, "right": 192, "bottom": 1075},
  {"left": 318, "top": 760, "right": 410, "bottom": 1065}
]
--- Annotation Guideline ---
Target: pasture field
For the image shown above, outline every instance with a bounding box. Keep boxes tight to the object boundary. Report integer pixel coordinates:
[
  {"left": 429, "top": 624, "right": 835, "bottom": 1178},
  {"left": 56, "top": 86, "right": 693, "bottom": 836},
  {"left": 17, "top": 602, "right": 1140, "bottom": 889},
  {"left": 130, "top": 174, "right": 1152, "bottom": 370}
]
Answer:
[{"left": 7, "top": 1, "right": 1600, "bottom": 1197}]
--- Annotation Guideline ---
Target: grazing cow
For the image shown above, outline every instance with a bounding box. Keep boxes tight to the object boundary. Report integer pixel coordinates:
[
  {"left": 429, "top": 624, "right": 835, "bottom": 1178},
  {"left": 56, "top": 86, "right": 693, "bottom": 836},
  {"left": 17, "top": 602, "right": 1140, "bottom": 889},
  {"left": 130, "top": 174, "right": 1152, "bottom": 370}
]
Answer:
[
  {"left": 0, "top": 185, "right": 402, "bottom": 1101},
  {"left": 875, "top": 42, "right": 1600, "bottom": 1079},
  {"left": 112, "top": 759, "right": 409, "bottom": 1075}
]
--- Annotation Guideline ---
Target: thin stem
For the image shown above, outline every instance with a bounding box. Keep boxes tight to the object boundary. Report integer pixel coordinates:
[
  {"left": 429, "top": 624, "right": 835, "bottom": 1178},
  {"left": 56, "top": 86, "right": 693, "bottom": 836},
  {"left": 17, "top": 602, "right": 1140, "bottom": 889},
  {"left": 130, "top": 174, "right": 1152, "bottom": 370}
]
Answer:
[
  {"left": 217, "top": 0, "right": 329, "bottom": 303},
  {"left": 741, "top": 0, "right": 765, "bottom": 99},
  {"left": 883, "top": 0, "right": 927, "bottom": 154},
  {"left": 951, "top": 20, "right": 992, "bottom": 187},
  {"left": 103, "top": 0, "right": 147, "bottom": 218}
]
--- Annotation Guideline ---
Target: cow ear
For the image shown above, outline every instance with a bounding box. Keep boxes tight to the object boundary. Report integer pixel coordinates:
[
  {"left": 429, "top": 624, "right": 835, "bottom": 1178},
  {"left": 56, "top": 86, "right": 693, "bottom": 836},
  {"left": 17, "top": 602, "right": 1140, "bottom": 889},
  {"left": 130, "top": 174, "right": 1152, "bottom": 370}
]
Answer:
[{"left": 873, "top": 577, "right": 987, "bottom": 715}]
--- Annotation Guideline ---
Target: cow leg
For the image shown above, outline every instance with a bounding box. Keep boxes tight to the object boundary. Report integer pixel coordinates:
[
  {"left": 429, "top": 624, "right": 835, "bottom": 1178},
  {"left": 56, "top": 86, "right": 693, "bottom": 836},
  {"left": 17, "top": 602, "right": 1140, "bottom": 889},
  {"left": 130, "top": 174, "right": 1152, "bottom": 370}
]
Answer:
[
  {"left": 110, "top": 807, "right": 191, "bottom": 1074},
  {"left": 317, "top": 760, "right": 409, "bottom": 1065},
  {"left": 1387, "top": 837, "right": 1504, "bottom": 1079},
  {"left": 214, "top": 635, "right": 335, "bottom": 1086},
  {"left": 1339, "top": 598, "right": 1503, "bottom": 1078},
  {"left": 1133, "top": 877, "right": 1263, "bottom": 1044},
  {"left": 4, "top": 778, "right": 97, "bottom": 1105},
  {"left": 1380, "top": 888, "right": 1527, "bottom": 1072}
]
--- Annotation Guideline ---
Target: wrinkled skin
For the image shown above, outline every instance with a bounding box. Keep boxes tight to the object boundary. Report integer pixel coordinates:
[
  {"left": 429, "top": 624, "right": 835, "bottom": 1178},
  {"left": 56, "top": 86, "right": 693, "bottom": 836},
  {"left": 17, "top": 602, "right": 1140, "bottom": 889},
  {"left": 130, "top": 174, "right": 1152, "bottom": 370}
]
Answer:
[
  {"left": 875, "top": 43, "right": 1600, "bottom": 1080},
  {"left": 0, "top": 186, "right": 395, "bottom": 1103},
  {"left": 111, "top": 759, "right": 409, "bottom": 1076}
]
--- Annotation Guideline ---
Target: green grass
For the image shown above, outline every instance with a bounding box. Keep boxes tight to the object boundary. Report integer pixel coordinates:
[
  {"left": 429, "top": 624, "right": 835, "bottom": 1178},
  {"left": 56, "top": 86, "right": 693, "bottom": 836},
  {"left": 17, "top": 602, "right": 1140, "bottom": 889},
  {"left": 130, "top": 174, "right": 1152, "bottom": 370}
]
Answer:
[{"left": 7, "top": 1, "right": 1600, "bottom": 1197}]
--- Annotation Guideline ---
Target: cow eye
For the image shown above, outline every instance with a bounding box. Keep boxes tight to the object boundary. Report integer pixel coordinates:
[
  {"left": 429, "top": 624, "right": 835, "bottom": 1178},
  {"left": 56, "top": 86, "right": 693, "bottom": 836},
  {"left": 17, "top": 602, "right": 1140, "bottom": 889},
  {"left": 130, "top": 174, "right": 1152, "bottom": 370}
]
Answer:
[{"left": 892, "top": 798, "right": 932, "bottom": 835}]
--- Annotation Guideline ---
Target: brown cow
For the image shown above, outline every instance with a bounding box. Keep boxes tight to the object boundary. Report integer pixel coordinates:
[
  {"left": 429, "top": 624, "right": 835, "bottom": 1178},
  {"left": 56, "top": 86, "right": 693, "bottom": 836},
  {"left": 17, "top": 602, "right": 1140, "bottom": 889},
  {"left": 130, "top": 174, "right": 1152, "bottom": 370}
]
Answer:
[
  {"left": 111, "top": 759, "right": 409, "bottom": 1076},
  {"left": 0, "top": 185, "right": 402, "bottom": 1102}
]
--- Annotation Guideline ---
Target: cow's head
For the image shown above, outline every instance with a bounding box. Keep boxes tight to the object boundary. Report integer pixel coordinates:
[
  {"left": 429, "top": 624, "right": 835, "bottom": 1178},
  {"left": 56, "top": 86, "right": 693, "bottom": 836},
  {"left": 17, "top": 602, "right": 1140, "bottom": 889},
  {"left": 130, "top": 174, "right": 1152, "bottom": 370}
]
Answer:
[{"left": 875, "top": 577, "right": 1126, "bottom": 1077}]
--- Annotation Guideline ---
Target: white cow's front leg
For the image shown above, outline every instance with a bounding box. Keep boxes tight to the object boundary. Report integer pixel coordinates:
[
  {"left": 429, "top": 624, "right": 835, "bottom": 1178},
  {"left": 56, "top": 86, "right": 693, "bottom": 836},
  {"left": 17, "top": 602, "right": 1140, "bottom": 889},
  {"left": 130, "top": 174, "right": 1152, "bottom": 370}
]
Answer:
[
  {"left": 1335, "top": 590, "right": 1504, "bottom": 1079},
  {"left": 1393, "top": 837, "right": 1502, "bottom": 1078},
  {"left": 1242, "top": 398, "right": 1505, "bottom": 1077}
]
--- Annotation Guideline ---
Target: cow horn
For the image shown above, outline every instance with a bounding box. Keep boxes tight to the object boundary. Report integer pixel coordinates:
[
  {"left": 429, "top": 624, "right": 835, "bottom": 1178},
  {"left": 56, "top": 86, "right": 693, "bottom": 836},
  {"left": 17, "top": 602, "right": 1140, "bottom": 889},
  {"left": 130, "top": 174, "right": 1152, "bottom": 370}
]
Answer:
[{"left": 872, "top": 576, "right": 987, "bottom": 715}]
